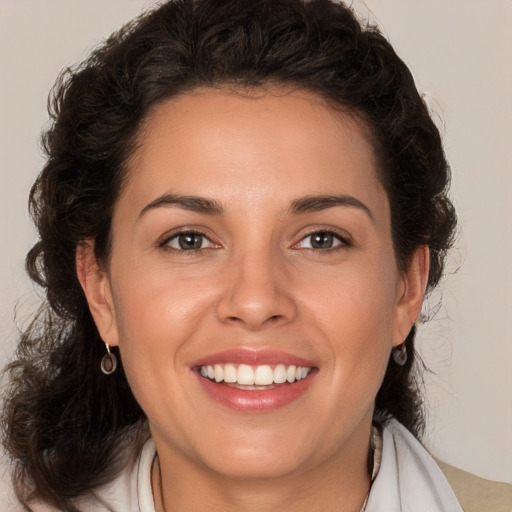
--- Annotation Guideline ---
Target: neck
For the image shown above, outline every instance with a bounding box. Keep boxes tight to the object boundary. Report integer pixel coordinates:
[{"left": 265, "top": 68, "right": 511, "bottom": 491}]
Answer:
[{"left": 151, "top": 429, "right": 372, "bottom": 512}]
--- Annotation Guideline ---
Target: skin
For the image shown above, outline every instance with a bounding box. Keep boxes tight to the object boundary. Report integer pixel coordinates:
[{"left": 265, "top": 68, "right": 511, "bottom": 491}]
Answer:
[{"left": 77, "top": 88, "right": 428, "bottom": 512}]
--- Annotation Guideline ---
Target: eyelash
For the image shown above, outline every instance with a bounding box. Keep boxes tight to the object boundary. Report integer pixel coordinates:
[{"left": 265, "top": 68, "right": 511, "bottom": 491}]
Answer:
[
  {"left": 293, "top": 229, "right": 352, "bottom": 253},
  {"left": 159, "top": 230, "right": 217, "bottom": 254},
  {"left": 159, "top": 228, "right": 352, "bottom": 254}
]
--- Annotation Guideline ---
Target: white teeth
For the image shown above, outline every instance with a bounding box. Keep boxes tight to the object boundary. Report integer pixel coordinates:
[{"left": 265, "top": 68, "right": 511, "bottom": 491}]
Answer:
[
  {"left": 254, "top": 365, "right": 274, "bottom": 385},
  {"left": 286, "top": 365, "right": 296, "bottom": 383},
  {"left": 237, "top": 364, "right": 254, "bottom": 385},
  {"left": 214, "top": 364, "right": 223, "bottom": 383},
  {"left": 199, "top": 363, "right": 313, "bottom": 385},
  {"left": 224, "top": 363, "right": 237, "bottom": 383},
  {"left": 273, "top": 364, "right": 287, "bottom": 384}
]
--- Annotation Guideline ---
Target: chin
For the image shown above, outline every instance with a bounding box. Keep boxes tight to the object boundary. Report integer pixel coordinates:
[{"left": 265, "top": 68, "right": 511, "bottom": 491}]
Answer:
[{"left": 203, "top": 448, "right": 310, "bottom": 481}]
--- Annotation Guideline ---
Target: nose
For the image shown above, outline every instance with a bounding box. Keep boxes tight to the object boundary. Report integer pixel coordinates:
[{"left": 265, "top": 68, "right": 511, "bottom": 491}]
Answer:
[{"left": 216, "top": 249, "right": 297, "bottom": 330}]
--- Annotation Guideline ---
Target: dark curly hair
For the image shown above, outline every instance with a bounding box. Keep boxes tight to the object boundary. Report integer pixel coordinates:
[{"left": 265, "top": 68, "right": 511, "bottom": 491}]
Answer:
[{"left": 2, "top": 0, "right": 456, "bottom": 510}]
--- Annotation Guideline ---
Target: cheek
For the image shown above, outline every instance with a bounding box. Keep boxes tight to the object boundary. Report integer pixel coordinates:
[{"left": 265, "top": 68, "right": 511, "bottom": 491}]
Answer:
[
  {"left": 107, "top": 268, "right": 205, "bottom": 420},
  {"left": 297, "top": 256, "right": 398, "bottom": 391},
  {"left": 318, "top": 285, "right": 393, "bottom": 385},
  {"left": 299, "top": 256, "right": 398, "bottom": 339},
  {"left": 107, "top": 262, "right": 226, "bottom": 404},
  {"left": 111, "top": 263, "right": 213, "bottom": 337}
]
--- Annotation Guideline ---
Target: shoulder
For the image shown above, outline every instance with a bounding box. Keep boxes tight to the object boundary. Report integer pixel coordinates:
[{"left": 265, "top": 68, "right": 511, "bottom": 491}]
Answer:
[
  {"left": 77, "top": 436, "right": 156, "bottom": 512},
  {"left": 7, "top": 437, "right": 156, "bottom": 512},
  {"left": 382, "top": 420, "right": 511, "bottom": 511},
  {"left": 436, "top": 459, "right": 512, "bottom": 512}
]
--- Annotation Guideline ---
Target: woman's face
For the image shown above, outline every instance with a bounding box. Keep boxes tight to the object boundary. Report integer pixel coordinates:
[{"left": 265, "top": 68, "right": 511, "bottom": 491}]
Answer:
[{"left": 83, "top": 88, "right": 426, "bottom": 481}]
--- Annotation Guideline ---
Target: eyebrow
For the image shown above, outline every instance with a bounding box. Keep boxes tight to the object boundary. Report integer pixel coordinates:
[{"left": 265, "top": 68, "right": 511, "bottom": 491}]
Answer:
[
  {"left": 289, "top": 195, "right": 374, "bottom": 220},
  {"left": 138, "top": 192, "right": 373, "bottom": 221},
  {"left": 138, "top": 193, "right": 224, "bottom": 218}
]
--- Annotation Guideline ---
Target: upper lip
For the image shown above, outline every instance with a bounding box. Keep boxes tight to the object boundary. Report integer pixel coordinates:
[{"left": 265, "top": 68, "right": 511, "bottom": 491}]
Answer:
[{"left": 191, "top": 348, "right": 317, "bottom": 368}]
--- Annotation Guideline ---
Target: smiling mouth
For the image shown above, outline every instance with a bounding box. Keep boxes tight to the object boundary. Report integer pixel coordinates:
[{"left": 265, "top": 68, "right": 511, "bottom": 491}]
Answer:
[
  {"left": 198, "top": 363, "right": 313, "bottom": 388},
  {"left": 194, "top": 357, "right": 317, "bottom": 411}
]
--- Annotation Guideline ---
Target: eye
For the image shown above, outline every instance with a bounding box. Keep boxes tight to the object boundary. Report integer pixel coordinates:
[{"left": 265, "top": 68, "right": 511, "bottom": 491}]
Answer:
[
  {"left": 296, "top": 231, "right": 348, "bottom": 250},
  {"left": 162, "top": 231, "right": 216, "bottom": 251}
]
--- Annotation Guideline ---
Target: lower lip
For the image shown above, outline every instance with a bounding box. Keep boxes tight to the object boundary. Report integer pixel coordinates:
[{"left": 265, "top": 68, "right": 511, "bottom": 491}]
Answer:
[{"left": 195, "top": 371, "right": 316, "bottom": 412}]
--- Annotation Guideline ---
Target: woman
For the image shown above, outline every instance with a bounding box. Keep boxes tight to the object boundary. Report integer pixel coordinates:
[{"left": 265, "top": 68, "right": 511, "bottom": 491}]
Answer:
[{"left": 1, "top": 0, "right": 463, "bottom": 510}]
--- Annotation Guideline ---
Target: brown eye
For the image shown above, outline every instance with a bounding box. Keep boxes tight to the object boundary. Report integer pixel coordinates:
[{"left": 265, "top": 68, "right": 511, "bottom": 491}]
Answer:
[
  {"left": 296, "top": 231, "right": 347, "bottom": 251},
  {"left": 310, "top": 232, "right": 335, "bottom": 249},
  {"left": 164, "top": 232, "right": 211, "bottom": 251},
  {"left": 177, "top": 233, "right": 203, "bottom": 250}
]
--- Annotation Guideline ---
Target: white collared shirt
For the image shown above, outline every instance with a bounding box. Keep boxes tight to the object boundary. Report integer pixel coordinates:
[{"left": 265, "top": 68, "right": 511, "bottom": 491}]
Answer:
[{"left": 365, "top": 420, "right": 462, "bottom": 511}]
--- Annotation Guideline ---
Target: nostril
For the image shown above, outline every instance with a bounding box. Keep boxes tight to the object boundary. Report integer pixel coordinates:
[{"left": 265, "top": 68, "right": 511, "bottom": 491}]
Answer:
[{"left": 224, "top": 314, "right": 283, "bottom": 327}]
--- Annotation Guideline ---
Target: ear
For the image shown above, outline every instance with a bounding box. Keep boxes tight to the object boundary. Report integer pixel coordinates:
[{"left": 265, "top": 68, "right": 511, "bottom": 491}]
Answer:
[
  {"left": 392, "top": 245, "right": 429, "bottom": 347},
  {"left": 76, "top": 240, "right": 119, "bottom": 347}
]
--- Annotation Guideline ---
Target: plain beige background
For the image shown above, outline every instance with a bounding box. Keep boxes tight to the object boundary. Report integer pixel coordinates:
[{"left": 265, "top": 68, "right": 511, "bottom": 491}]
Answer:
[{"left": 1, "top": 0, "right": 511, "bottom": 504}]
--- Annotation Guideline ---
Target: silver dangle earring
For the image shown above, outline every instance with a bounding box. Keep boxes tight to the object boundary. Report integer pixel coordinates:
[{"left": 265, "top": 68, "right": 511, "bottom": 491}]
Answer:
[
  {"left": 100, "top": 343, "right": 117, "bottom": 375},
  {"left": 392, "top": 342, "right": 407, "bottom": 366}
]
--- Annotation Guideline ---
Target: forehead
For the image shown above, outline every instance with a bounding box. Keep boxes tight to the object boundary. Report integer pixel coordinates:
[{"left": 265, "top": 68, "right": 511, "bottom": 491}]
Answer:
[{"left": 120, "top": 87, "right": 387, "bottom": 219}]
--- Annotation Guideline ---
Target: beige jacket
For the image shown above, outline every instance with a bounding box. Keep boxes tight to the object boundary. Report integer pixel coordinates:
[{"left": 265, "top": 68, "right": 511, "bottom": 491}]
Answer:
[{"left": 437, "top": 459, "right": 512, "bottom": 512}]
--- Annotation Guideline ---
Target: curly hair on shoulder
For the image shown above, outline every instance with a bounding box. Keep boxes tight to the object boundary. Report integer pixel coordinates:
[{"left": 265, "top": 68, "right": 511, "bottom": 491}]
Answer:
[{"left": 2, "top": 0, "right": 456, "bottom": 509}]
